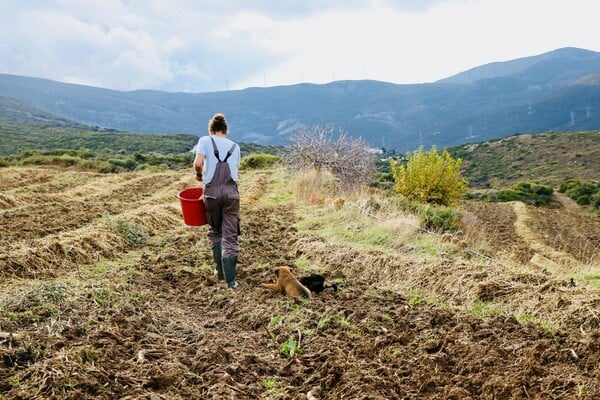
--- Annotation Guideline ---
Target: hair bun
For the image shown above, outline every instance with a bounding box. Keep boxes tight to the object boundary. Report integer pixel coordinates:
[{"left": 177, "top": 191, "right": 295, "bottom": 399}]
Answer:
[{"left": 213, "top": 113, "right": 225, "bottom": 122}]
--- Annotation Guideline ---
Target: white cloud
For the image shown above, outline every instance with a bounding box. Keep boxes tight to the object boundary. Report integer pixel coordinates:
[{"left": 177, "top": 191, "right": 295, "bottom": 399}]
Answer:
[
  {"left": 0, "top": 0, "right": 171, "bottom": 88},
  {"left": 0, "top": 0, "right": 599, "bottom": 92},
  {"left": 236, "top": 0, "right": 600, "bottom": 88}
]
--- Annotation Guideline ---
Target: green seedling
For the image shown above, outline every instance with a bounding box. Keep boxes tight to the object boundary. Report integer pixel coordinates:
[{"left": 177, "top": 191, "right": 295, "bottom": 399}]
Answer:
[{"left": 280, "top": 335, "right": 302, "bottom": 358}]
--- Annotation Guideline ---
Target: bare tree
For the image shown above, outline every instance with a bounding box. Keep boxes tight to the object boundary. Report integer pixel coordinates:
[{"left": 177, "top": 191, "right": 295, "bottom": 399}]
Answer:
[{"left": 286, "top": 125, "right": 376, "bottom": 192}]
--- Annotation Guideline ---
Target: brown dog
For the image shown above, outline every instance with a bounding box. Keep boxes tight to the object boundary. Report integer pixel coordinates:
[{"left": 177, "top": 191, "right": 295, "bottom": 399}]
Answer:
[{"left": 261, "top": 266, "right": 311, "bottom": 298}]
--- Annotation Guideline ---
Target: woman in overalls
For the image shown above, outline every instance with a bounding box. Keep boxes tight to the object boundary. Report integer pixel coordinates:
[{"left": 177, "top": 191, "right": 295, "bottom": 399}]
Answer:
[{"left": 194, "top": 113, "right": 241, "bottom": 289}]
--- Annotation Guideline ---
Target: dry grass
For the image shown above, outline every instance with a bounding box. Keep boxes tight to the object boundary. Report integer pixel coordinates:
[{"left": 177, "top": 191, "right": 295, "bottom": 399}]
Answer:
[
  {"left": 1, "top": 226, "right": 129, "bottom": 279},
  {"left": 290, "top": 168, "right": 339, "bottom": 204},
  {"left": 275, "top": 174, "right": 600, "bottom": 333}
]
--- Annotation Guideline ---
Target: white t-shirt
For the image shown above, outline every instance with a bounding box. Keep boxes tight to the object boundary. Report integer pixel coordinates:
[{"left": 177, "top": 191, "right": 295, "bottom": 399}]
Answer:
[{"left": 196, "top": 135, "right": 240, "bottom": 184}]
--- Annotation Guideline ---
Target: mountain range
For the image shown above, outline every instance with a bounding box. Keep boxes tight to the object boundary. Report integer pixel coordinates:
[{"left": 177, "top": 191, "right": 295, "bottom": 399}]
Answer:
[{"left": 1, "top": 47, "right": 599, "bottom": 152}]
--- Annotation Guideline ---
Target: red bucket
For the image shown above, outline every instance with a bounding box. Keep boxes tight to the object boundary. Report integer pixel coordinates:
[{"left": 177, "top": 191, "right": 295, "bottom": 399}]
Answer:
[{"left": 177, "top": 187, "right": 207, "bottom": 226}]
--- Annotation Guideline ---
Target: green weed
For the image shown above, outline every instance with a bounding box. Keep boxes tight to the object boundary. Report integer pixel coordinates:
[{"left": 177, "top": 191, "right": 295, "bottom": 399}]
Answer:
[
  {"left": 261, "top": 377, "right": 285, "bottom": 399},
  {"left": 37, "top": 282, "right": 69, "bottom": 304},
  {"left": 5, "top": 282, "right": 69, "bottom": 317},
  {"left": 8, "top": 376, "right": 23, "bottom": 388},
  {"left": 467, "top": 300, "right": 501, "bottom": 318},
  {"left": 407, "top": 291, "right": 438, "bottom": 308},
  {"left": 577, "top": 383, "right": 586, "bottom": 398},
  {"left": 92, "top": 288, "right": 111, "bottom": 306},
  {"left": 280, "top": 335, "right": 302, "bottom": 358},
  {"left": 317, "top": 315, "right": 334, "bottom": 330},
  {"left": 337, "top": 315, "right": 352, "bottom": 329},
  {"left": 517, "top": 313, "right": 557, "bottom": 334},
  {"left": 104, "top": 213, "right": 149, "bottom": 247},
  {"left": 293, "top": 257, "right": 312, "bottom": 269},
  {"left": 261, "top": 377, "right": 277, "bottom": 389},
  {"left": 78, "top": 346, "right": 99, "bottom": 364},
  {"left": 391, "top": 348, "right": 404, "bottom": 357},
  {"left": 380, "top": 314, "right": 394, "bottom": 323},
  {"left": 269, "top": 315, "right": 282, "bottom": 326}
]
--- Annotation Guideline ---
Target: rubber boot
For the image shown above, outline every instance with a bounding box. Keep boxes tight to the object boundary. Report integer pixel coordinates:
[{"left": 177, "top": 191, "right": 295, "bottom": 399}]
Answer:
[
  {"left": 212, "top": 242, "right": 224, "bottom": 280},
  {"left": 222, "top": 256, "right": 238, "bottom": 289}
]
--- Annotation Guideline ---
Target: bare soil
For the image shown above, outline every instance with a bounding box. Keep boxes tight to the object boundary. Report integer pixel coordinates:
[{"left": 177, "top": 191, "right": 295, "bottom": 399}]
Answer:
[{"left": 1, "top": 166, "right": 599, "bottom": 399}]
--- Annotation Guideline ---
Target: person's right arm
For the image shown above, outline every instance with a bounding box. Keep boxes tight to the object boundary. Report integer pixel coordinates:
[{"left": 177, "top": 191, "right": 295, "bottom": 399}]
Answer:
[{"left": 193, "top": 153, "right": 205, "bottom": 181}]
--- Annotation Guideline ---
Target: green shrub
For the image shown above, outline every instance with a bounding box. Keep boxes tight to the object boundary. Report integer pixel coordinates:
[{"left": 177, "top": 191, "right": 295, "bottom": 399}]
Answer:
[
  {"left": 533, "top": 184, "right": 553, "bottom": 196},
  {"left": 390, "top": 146, "right": 467, "bottom": 206},
  {"left": 371, "top": 172, "right": 395, "bottom": 190},
  {"left": 505, "top": 182, "right": 553, "bottom": 205},
  {"left": 559, "top": 179, "right": 599, "bottom": 208},
  {"left": 492, "top": 182, "right": 554, "bottom": 206},
  {"left": 593, "top": 193, "right": 600, "bottom": 208},
  {"left": 559, "top": 179, "right": 578, "bottom": 194},
  {"left": 464, "top": 189, "right": 495, "bottom": 201},
  {"left": 496, "top": 189, "right": 523, "bottom": 202},
  {"left": 18, "top": 155, "right": 46, "bottom": 165},
  {"left": 0, "top": 157, "right": 8, "bottom": 167},
  {"left": 510, "top": 181, "right": 552, "bottom": 197},
  {"left": 512, "top": 181, "right": 531, "bottom": 192},
  {"left": 576, "top": 195, "right": 591, "bottom": 205},
  {"left": 416, "top": 204, "right": 461, "bottom": 233},
  {"left": 135, "top": 164, "right": 167, "bottom": 172},
  {"left": 240, "top": 152, "right": 280, "bottom": 170},
  {"left": 466, "top": 181, "right": 554, "bottom": 206},
  {"left": 81, "top": 160, "right": 118, "bottom": 173},
  {"left": 108, "top": 158, "right": 138, "bottom": 171},
  {"left": 132, "top": 151, "right": 146, "bottom": 162}
]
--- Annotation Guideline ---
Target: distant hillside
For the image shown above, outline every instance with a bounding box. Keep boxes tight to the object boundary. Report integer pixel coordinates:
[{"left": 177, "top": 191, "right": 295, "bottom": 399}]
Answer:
[
  {"left": 449, "top": 130, "right": 600, "bottom": 188},
  {"left": 438, "top": 47, "right": 600, "bottom": 86},
  {"left": 0, "top": 95, "right": 83, "bottom": 127},
  {"left": 0, "top": 121, "right": 281, "bottom": 157},
  {"left": 1, "top": 47, "right": 600, "bottom": 151},
  {"left": 0, "top": 122, "right": 197, "bottom": 157}
]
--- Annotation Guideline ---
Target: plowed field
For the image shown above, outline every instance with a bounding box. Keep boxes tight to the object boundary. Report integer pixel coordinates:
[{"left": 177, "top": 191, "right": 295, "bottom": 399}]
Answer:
[{"left": 1, "top": 166, "right": 599, "bottom": 399}]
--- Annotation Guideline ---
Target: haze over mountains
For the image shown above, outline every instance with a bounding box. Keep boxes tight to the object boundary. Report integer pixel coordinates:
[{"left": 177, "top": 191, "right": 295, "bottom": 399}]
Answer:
[{"left": 1, "top": 47, "right": 599, "bottom": 152}]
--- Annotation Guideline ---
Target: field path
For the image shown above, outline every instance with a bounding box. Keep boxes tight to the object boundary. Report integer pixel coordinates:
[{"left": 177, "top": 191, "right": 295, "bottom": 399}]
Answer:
[
  {"left": 512, "top": 201, "right": 580, "bottom": 269},
  {"left": 553, "top": 192, "right": 581, "bottom": 212}
]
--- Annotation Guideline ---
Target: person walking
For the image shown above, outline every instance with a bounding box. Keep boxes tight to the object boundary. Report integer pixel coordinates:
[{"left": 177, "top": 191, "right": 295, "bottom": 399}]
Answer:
[{"left": 193, "top": 113, "right": 241, "bottom": 289}]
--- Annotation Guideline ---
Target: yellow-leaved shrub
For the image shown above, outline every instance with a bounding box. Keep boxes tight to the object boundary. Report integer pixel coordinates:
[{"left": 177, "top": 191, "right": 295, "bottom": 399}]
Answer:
[{"left": 391, "top": 146, "right": 467, "bottom": 206}]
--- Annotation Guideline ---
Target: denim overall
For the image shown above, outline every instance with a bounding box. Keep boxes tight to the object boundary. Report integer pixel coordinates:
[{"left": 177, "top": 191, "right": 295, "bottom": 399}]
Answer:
[{"left": 204, "top": 137, "right": 240, "bottom": 288}]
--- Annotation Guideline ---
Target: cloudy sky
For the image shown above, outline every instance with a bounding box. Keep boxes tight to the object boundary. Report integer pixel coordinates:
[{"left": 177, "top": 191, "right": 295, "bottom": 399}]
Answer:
[{"left": 1, "top": 0, "right": 599, "bottom": 93}]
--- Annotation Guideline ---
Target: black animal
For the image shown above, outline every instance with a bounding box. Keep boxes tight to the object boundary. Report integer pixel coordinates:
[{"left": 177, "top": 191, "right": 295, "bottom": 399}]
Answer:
[{"left": 300, "top": 274, "right": 338, "bottom": 294}]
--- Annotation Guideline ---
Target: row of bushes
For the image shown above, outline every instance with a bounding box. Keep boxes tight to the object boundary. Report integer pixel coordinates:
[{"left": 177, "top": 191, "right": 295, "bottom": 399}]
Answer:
[
  {"left": 0, "top": 149, "right": 195, "bottom": 172},
  {"left": 465, "top": 181, "right": 554, "bottom": 206},
  {"left": 0, "top": 149, "right": 282, "bottom": 174},
  {"left": 464, "top": 179, "right": 600, "bottom": 209}
]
